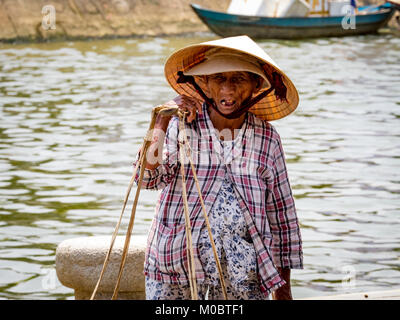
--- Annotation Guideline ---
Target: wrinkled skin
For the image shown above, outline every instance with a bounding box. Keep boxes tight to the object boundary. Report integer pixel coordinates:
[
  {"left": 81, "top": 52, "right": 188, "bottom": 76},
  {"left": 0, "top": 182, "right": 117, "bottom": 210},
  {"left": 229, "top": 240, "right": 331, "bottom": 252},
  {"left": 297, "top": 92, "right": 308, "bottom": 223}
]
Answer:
[
  {"left": 146, "top": 71, "right": 293, "bottom": 300},
  {"left": 156, "top": 71, "right": 262, "bottom": 131}
]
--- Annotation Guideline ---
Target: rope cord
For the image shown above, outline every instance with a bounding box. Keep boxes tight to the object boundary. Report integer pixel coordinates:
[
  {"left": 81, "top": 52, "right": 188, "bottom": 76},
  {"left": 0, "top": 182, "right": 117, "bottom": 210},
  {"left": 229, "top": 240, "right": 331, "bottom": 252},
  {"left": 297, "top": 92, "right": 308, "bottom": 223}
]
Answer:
[
  {"left": 176, "top": 70, "right": 286, "bottom": 120},
  {"left": 178, "top": 114, "right": 198, "bottom": 299},
  {"left": 90, "top": 105, "right": 227, "bottom": 300},
  {"left": 180, "top": 120, "right": 228, "bottom": 300}
]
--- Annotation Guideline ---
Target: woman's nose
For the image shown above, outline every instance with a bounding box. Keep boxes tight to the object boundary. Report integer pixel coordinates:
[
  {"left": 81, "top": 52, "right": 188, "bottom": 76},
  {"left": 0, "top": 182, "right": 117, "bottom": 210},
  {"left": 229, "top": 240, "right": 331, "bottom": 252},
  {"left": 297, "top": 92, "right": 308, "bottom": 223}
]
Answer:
[{"left": 219, "top": 81, "right": 235, "bottom": 94}]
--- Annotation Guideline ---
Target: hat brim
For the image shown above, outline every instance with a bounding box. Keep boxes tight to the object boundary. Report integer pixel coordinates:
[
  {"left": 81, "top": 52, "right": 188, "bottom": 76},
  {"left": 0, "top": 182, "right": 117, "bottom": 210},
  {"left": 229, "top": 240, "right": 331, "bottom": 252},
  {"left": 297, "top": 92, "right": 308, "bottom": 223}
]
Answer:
[
  {"left": 164, "top": 36, "right": 299, "bottom": 121},
  {"left": 183, "top": 52, "right": 271, "bottom": 89}
]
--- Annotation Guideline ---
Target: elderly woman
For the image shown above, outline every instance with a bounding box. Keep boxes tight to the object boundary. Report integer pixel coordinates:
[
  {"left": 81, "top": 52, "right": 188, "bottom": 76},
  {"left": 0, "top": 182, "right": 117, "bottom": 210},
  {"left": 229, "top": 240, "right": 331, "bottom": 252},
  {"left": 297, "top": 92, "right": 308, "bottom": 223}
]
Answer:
[{"left": 135, "top": 36, "right": 303, "bottom": 300}]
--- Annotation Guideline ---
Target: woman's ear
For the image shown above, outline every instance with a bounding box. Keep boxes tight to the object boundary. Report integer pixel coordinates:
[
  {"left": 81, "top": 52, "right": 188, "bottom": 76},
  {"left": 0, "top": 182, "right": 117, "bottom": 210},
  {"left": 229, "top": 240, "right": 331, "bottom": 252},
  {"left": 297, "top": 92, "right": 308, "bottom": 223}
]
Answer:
[
  {"left": 195, "top": 75, "right": 211, "bottom": 96},
  {"left": 196, "top": 75, "right": 208, "bottom": 85},
  {"left": 253, "top": 77, "right": 264, "bottom": 94}
]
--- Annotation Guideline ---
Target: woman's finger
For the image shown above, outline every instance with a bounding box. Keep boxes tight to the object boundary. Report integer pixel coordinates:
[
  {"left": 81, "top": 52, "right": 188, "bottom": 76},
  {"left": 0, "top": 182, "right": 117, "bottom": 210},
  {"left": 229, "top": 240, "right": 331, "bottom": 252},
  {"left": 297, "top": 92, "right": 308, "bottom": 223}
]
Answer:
[
  {"left": 184, "top": 106, "right": 195, "bottom": 123},
  {"left": 186, "top": 97, "right": 203, "bottom": 119},
  {"left": 166, "top": 95, "right": 202, "bottom": 123},
  {"left": 186, "top": 96, "right": 202, "bottom": 115}
]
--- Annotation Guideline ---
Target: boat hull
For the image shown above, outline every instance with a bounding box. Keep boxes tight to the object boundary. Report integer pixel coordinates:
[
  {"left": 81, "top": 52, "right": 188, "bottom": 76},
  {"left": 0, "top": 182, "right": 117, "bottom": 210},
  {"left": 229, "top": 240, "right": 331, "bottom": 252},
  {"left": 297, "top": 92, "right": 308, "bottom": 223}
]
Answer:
[{"left": 191, "top": 3, "right": 395, "bottom": 39}]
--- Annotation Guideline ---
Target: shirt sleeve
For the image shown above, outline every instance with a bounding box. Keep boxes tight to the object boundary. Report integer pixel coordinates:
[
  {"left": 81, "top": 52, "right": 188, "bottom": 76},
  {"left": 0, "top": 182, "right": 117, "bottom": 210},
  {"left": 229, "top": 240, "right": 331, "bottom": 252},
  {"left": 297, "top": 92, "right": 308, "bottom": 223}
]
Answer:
[
  {"left": 266, "top": 131, "right": 303, "bottom": 269},
  {"left": 132, "top": 116, "right": 179, "bottom": 190}
]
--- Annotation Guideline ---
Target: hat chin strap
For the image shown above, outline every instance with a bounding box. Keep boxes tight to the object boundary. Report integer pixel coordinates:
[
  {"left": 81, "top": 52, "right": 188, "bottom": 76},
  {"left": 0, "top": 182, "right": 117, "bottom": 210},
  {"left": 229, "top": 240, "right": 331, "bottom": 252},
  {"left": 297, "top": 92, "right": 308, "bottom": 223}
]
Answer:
[{"left": 176, "top": 71, "right": 286, "bottom": 120}]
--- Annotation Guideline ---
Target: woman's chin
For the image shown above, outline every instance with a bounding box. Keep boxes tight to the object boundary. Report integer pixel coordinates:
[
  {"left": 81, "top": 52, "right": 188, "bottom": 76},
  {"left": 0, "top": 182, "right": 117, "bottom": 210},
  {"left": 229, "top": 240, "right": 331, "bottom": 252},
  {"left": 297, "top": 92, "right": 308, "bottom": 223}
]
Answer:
[{"left": 217, "top": 104, "right": 239, "bottom": 115}]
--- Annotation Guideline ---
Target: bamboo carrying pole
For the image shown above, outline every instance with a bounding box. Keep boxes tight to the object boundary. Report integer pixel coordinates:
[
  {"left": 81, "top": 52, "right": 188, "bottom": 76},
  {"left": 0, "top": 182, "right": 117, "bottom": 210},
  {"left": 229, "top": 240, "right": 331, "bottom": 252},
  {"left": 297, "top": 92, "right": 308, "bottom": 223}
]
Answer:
[
  {"left": 178, "top": 129, "right": 198, "bottom": 300},
  {"left": 90, "top": 106, "right": 160, "bottom": 300},
  {"left": 90, "top": 105, "right": 227, "bottom": 300},
  {"left": 180, "top": 120, "right": 228, "bottom": 300}
]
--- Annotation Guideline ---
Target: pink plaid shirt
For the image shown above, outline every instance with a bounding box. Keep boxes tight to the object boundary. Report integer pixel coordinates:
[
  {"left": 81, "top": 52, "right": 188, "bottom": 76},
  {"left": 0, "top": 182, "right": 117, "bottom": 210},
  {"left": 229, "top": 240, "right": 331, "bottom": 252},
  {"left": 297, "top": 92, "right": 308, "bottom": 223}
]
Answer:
[{"left": 134, "top": 103, "right": 303, "bottom": 295}]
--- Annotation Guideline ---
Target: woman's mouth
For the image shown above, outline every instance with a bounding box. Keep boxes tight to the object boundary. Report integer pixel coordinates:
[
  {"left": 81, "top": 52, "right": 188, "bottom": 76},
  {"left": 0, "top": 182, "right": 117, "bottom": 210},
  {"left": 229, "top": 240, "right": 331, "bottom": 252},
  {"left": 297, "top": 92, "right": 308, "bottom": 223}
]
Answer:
[{"left": 220, "top": 99, "right": 236, "bottom": 108}]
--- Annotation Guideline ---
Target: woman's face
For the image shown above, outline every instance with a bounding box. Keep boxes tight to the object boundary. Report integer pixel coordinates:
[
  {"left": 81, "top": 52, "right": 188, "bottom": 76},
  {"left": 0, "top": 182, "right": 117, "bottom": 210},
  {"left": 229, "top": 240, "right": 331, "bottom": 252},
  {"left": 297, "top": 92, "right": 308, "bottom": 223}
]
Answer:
[{"left": 205, "top": 71, "right": 261, "bottom": 116}]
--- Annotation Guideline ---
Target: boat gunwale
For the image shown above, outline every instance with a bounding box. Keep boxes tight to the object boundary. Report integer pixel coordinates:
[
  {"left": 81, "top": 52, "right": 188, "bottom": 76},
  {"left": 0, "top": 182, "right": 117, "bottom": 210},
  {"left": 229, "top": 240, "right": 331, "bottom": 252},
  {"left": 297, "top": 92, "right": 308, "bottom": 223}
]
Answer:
[{"left": 190, "top": 3, "right": 394, "bottom": 26}]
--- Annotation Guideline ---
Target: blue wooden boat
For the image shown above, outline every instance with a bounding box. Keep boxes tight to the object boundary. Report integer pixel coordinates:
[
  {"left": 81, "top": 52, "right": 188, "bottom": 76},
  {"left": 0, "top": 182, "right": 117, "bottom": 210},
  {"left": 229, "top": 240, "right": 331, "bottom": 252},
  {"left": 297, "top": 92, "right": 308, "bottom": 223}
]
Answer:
[{"left": 190, "top": 2, "right": 397, "bottom": 39}]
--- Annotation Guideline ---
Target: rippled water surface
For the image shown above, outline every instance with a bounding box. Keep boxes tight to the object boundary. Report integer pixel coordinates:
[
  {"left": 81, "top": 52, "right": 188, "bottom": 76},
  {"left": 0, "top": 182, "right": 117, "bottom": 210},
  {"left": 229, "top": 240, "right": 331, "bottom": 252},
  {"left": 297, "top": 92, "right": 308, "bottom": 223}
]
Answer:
[{"left": 0, "top": 34, "right": 399, "bottom": 300}]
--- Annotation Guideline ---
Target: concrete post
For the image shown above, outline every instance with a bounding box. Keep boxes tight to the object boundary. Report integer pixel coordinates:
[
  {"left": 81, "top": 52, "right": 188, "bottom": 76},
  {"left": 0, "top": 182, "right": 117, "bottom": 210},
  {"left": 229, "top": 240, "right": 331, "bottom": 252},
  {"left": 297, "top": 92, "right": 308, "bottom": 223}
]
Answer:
[{"left": 55, "top": 235, "right": 147, "bottom": 300}]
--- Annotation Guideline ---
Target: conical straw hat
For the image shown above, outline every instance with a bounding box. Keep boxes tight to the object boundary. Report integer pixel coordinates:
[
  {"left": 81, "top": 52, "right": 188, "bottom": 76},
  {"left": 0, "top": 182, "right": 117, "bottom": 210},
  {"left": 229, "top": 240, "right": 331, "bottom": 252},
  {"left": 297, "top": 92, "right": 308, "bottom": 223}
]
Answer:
[{"left": 164, "top": 35, "right": 299, "bottom": 121}]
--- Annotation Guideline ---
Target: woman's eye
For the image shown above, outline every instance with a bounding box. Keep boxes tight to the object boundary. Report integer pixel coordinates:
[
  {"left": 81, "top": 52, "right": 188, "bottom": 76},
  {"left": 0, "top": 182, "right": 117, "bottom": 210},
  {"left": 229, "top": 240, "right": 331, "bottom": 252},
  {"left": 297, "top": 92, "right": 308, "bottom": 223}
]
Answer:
[
  {"left": 232, "top": 77, "right": 246, "bottom": 82},
  {"left": 211, "top": 76, "right": 225, "bottom": 82}
]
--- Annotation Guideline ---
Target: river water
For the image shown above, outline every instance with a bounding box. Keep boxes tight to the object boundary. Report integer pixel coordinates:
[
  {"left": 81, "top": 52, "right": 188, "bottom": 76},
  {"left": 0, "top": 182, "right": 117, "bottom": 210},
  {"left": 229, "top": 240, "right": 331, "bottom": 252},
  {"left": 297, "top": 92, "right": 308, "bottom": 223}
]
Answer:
[{"left": 0, "top": 33, "right": 399, "bottom": 300}]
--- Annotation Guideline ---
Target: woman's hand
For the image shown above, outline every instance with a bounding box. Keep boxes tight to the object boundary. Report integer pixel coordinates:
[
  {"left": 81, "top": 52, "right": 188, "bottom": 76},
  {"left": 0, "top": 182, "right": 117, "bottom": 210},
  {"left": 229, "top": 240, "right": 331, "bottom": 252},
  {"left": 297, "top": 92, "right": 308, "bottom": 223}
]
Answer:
[
  {"left": 154, "top": 95, "right": 201, "bottom": 131},
  {"left": 147, "top": 95, "right": 202, "bottom": 170},
  {"left": 163, "top": 95, "right": 203, "bottom": 123},
  {"left": 272, "top": 268, "right": 293, "bottom": 300}
]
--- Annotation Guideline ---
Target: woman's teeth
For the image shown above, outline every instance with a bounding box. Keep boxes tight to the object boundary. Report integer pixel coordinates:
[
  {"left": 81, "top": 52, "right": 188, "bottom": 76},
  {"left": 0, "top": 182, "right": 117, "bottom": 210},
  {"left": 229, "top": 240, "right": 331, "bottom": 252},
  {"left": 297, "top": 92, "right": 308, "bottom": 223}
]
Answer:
[{"left": 221, "top": 100, "right": 235, "bottom": 106}]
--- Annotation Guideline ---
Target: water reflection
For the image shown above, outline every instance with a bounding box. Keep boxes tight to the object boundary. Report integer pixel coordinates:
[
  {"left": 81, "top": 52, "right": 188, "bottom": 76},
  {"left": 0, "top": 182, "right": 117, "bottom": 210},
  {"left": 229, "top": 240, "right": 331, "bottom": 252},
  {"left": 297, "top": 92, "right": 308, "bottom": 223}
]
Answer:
[{"left": 0, "top": 34, "right": 399, "bottom": 299}]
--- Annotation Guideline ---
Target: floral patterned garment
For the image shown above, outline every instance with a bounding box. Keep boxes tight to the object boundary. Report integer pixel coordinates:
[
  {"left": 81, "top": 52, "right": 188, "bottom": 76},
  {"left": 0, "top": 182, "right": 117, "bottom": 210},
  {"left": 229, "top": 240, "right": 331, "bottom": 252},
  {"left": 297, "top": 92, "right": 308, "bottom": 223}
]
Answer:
[
  {"left": 146, "top": 146, "right": 269, "bottom": 300},
  {"left": 137, "top": 104, "right": 303, "bottom": 294}
]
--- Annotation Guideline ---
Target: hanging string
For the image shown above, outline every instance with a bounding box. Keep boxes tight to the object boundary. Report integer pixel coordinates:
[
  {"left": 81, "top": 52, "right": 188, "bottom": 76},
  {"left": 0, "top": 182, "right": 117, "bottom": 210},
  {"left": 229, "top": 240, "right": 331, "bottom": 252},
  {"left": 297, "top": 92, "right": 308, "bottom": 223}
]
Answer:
[{"left": 90, "top": 105, "right": 227, "bottom": 300}]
